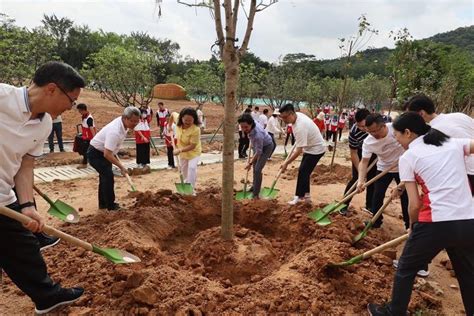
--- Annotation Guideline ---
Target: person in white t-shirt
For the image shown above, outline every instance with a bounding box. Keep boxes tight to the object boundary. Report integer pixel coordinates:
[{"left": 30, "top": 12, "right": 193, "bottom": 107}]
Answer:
[
  {"left": 0, "top": 61, "right": 86, "bottom": 314},
  {"left": 251, "top": 106, "right": 261, "bottom": 122},
  {"left": 88, "top": 106, "right": 140, "bottom": 211},
  {"left": 265, "top": 109, "right": 284, "bottom": 157},
  {"left": 279, "top": 103, "right": 326, "bottom": 205},
  {"left": 406, "top": 94, "right": 474, "bottom": 195},
  {"left": 357, "top": 113, "right": 409, "bottom": 229},
  {"left": 258, "top": 109, "right": 269, "bottom": 128},
  {"left": 367, "top": 112, "right": 474, "bottom": 316}
]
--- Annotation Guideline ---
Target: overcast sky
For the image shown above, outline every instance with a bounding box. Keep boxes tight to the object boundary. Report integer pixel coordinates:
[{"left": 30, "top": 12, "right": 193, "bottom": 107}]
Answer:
[{"left": 2, "top": 0, "right": 473, "bottom": 62}]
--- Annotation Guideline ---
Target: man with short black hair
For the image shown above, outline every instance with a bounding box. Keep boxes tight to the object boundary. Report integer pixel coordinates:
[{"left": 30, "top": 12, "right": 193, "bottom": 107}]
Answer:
[
  {"left": 258, "top": 108, "right": 269, "bottom": 128},
  {"left": 88, "top": 106, "right": 141, "bottom": 211},
  {"left": 76, "top": 103, "right": 96, "bottom": 168},
  {"left": 279, "top": 103, "right": 326, "bottom": 205},
  {"left": 156, "top": 101, "right": 169, "bottom": 138},
  {"left": 0, "top": 61, "right": 85, "bottom": 314},
  {"left": 406, "top": 94, "right": 474, "bottom": 195},
  {"left": 251, "top": 106, "right": 261, "bottom": 122}
]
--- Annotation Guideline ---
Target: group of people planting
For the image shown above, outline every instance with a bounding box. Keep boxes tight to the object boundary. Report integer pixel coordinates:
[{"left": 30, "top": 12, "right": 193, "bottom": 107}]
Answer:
[{"left": 0, "top": 61, "right": 473, "bottom": 315}]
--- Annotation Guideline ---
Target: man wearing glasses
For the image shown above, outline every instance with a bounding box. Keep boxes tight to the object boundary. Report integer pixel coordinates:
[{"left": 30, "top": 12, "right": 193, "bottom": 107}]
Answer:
[
  {"left": 356, "top": 113, "right": 409, "bottom": 230},
  {"left": 0, "top": 61, "right": 85, "bottom": 313}
]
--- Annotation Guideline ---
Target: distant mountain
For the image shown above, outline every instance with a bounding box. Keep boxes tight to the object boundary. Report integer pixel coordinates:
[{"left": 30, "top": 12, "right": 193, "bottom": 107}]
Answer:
[{"left": 426, "top": 25, "right": 474, "bottom": 54}]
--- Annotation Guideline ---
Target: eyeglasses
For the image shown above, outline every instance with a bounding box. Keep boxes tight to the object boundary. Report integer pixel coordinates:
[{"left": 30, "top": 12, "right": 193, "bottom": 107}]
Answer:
[{"left": 56, "top": 84, "right": 76, "bottom": 106}]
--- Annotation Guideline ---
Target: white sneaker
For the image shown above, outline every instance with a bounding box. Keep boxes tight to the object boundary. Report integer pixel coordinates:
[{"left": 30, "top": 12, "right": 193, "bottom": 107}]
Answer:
[
  {"left": 393, "top": 260, "right": 430, "bottom": 277},
  {"left": 288, "top": 196, "right": 304, "bottom": 205}
]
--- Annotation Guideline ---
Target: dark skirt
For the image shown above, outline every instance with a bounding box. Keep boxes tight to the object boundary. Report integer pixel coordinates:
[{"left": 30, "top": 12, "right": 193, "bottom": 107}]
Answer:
[{"left": 136, "top": 143, "right": 150, "bottom": 164}]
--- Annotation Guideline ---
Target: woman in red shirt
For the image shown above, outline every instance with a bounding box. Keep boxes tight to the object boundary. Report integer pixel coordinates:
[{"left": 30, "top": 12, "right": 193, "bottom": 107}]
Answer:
[{"left": 313, "top": 112, "right": 325, "bottom": 133}]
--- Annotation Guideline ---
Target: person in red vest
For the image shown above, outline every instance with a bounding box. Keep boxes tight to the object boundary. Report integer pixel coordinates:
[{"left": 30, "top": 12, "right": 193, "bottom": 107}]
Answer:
[
  {"left": 337, "top": 112, "right": 347, "bottom": 141},
  {"left": 77, "top": 103, "right": 96, "bottom": 169},
  {"left": 324, "top": 114, "right": 331, "bottom": 141},
  {"left": 134, "top": 108, "right": 151, "bottom": 167},
  {"left": 329, "top": 114, "right": 339, "bottom": 143},
  {"left": 313, "top": 112, "right": 325, "bottom": 133},
  {"left": 156, "top": 102, "right": 169, "bottom": 138},
  {"left": 323, "top": 104, "right": 330, "bottom": 114}
]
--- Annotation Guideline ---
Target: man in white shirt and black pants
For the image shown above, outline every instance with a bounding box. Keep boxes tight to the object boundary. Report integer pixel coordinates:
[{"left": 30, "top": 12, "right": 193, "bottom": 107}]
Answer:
[
  {"left": 406, "top": 94, "right": 474, "bottom": 195},
  {"left": 0, "top": 61, "right": 85, "bottom": 314},
  {"left": 88, "top": 107, "right": 140, "bottom": 211},
  {"left": 279, "top": 103, "right": 326, "bottom": 205}
]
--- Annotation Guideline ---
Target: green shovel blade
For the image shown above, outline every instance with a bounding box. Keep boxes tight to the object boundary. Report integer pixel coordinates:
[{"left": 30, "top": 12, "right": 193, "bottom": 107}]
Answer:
[
  {"left": 260, "top": 187, "right": 279, "bottom": 199},
  {"left": 92, "top": 245, "right": 141, "bottom": 264},
  {"left": 327, "top": 254, "right": 363, "bottom": 267},
  {"left": 235, "top": 191, "right": 253, "bottom": 200},
  {"left": 308, "top": 203, "right": 347, "bottom": 222},
  {"left": 47, "top": 200, "right": 80, "bottom": 223},
  {"left": 352, "top": 222, "right": 372, "bottom": 244},
  {"left": 175, "top": 182, "right": 194, "bottom": 195}
]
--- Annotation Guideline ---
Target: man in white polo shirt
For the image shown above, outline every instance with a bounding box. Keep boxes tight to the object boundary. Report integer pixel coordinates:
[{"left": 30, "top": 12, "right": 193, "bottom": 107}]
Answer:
[
  {"left": 406, "top": 94, "right": 474, "bottom": 195},
  {"left": 0, "top": 61, "right": 85, "bottom": 314},
  {"left": 88, "top": 106, "right": 140, "bottom": 211},
  {"left": 279, "top": 103, "right": 326, "bottom": 205},
  {"left": 357, "top": 113, "right": 409, "bottom": 229}
]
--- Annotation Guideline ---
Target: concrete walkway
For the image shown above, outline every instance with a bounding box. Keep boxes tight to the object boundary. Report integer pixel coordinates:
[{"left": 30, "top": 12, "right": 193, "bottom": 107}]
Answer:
[{"left": 34, "top": 145, "right": 288, "bottom": 183}]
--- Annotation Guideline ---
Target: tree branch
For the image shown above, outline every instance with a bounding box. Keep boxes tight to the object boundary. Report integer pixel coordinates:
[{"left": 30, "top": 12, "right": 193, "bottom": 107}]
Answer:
[
  {"left": 177, "top": 0, "right": 213, "bottom": 9},
  {"left": 256, "top": 0, "right": 277, "bottom": 12},
  {"left": 232, "top": 0, "right": 239, "bottom": 39},
  {"left": 238, "top": 0, "right": 257, "bottom": 56},
  {"left": 213, "top": 0, "right": 225, "bottom": 57}
]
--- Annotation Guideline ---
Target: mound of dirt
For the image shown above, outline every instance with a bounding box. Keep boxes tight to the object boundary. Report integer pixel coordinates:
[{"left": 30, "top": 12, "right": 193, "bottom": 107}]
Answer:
[
  {"left": 282, "top": 163, "right": 351, "bottom": 185},
  {"left": 2, "top": 187, "right": 440, "bottom": 314},
  {"left": 127, "top": 165, "right": 151, "bottom": 176},
  {"left": 35, "top": 152, "right": 83, "bottom": 168}
]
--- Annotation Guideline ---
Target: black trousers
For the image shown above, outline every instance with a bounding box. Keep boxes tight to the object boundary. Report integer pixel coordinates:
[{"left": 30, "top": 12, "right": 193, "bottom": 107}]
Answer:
[
  {"left": 0, "top": 201, "right": 61, "bottom": 306},
  {"left": 295, "top": 152, "right": 325, "bottom": 197},
  {"left": 136, "top": 143, "right": 150, "bottom": 165},
  {"left": 81, "top": 140, "right": 90, "bottom": 164},
  {"left": 343, "top": 153, "right": 377, "bottom": 210},
  {"left": 238, "top": 131, "right": 249, "bottom": 157},
  {"left": 284, "top": 132, "right": 295, "bottom": 146},
  {"left": 87, "top": 146, "right": 115, "bottom": 209},
  {"left": 469, "top": 174, "right": 474, "bottom": 196},
  {"left": 268, "top": 132, "right": 277, "bottom": 156},
  {"left": 372, "top": 171, "right": 409, "bottom": 229},
  {"left": 390, "top": 220, "right": 474, "bottom": 315},
  {"left": 167, "top": 146, "right": 175, "bottom": 167},
  {"left": 337, "top": 128, "right": 343, "bottom": 141},
  {"left": 48, "top": 122, "right": 64, "bottom": 152}
]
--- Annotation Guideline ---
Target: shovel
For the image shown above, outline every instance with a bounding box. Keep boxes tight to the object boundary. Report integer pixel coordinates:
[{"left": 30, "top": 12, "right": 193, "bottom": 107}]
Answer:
[
  {"left": 116, "top": 156, "right": 137, "bottom": 192},
  {"left": 171, "top": 135, "right": 193, "bottom": 195},
  {"left": 308, "top": 160, "right": 398, "bottom": 226},
  {"left": 33, "top": 185, "right": 80, "bottom": 223},
  {"left": 235, "top": 145, "right": 253, "bottom": 200},
  {"left": 149, "top": 136, "right": 160, "bottom": 156},
  {"left": 352, "top": 183, "right": 405, "bottom": 244},
  {"left": 260, "top": 144, "right": 297, "bottom": 199},
  {"left": 327, "top": 233, "right": 408, "bottom": 267},
  {"left": 0, "top": 206, "right": 140, "bottom": 264},
  {"left": 343, "top": 158, "right": 378, "bottom": 199}
]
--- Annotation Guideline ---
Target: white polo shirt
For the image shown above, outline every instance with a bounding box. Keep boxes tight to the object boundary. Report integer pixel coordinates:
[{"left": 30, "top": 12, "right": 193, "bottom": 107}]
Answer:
[
  {"left": 0, "top": 84, "right": 53, "bottom": 206},
  {"left": 90, "top": 116, "right": 128, "bottom": 155},
  {"left": 399, "top": 136, "right": 473, "bottom": 222},
  {"left": 362, "top": 123, "right": 404, "bottom": 172},
  {"left": 429, "top": 113, "right": 474, "bottom": 175},
  {"left": 258, "top": 114, "right": 268, "bottom": 127},
  {"left": 292, "top": 112, "right": 326, "bottom": 155}
]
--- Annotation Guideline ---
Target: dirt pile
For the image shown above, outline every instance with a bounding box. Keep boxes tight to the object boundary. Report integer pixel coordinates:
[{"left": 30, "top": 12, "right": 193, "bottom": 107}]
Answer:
[
  {"left": 2, "top": 188, "right": 441, "bottom": 314},
  {"left": 35, "top": 152, "right": 83, "bottom": 168},
  {"left": 128, "top": 165, "right": 151, "bottom": 176},
  {"left": 282, "top": 163, "right": 352, "bottom": 185}
]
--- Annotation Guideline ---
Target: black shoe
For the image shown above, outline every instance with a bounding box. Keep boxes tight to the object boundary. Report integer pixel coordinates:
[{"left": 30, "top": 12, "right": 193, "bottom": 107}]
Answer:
[
  {"left": 35, "top": 232, "right": 61, "bottom": 251},
  {"left": 35, "top": 287, "right": 84, "bottom": 314},
  {"left": 60, "top": 149, "right": 65, "bottom": 152},
  {"left": 107, "top": 203, "right": 121, "bottom": 211},
  {"left": 367, "top": 303, "right": 393, "bottom": 316},
  {"left": 99, "top": 205, "right": 107, "bottom": 210},
  {"left": 338, "top": 206, "right": 348, "bottom": 216},
  {"left": 49, "top": 150, "right": 54, "bottom": 153}
]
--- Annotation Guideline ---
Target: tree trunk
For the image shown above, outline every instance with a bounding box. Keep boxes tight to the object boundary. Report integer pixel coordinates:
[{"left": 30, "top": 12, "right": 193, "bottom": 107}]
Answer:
[{"left": 221, "top": 47, "right": 239, "bottom": 240}]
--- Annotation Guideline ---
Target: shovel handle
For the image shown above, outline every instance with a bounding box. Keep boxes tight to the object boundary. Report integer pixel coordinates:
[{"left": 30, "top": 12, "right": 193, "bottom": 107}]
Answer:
[
  {"left": 33, "top": 185, "right": 55, "bottom": 206},
  {"left": 370, "top": 183, "right": 405, "bottom": 225},
  {"left": 170, "top": 132, "right": 187, "bottom": 181},
  {"left": 242, "top": 145, "right": 252, "bottom": 192},
  {"left": 149, "top": 137, "right": 160, "bottom": 156},
  {"left": 115, "top": 156, "right": 137, "bottom": 191},
  {"left": 344, "top": 158, "right": 378, "bottom": 199},
  {"left": 273, "top": 143, "right": 297, "bottom": 184},
  {"left": 361, "top": 234, "right": 408, "bottom": 260},
  {"left": 0, "top": 206, "right": 93, "bottom": 251}
]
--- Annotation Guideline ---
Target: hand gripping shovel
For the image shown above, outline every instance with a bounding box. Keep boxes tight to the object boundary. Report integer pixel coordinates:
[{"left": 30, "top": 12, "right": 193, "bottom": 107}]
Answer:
[
  {"left": 327, "top": 233, "right": 408, "bottom": 268},
  {"left": 308, "top": 160, "right": 398, "bottom": 226},
  {"left": 0, "top": 206, "right": 140, "bottom": 264},
  {"left": 33, "top": 185, "right": 80, "bottom": 223},
  {"left": 260, "top": 144, "right": 297, "bottom": 199},
  {"left": 343, "top": 158, "right": 378, "bottom": 199},
  {"left": 171, "top": 135, "right": 193, "bottom": 195},
  {"left": 235, "top": 144, "right": 253, "bottom": 200},
  {"left": 352, "top": 183, "right": 405, "bottom": 244},
  {"left": 116, "top": 156, "right": 137, "bottom": 192}
]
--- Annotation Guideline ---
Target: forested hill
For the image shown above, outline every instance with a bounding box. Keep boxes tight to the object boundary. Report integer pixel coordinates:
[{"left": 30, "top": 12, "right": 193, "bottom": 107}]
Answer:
[{"left": 296, "top": 25, "right": 474, "bottom": 79}]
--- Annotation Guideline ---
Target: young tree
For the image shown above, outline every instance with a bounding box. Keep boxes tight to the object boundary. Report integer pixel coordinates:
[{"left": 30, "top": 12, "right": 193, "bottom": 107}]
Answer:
[
  {"left": 159, "top": 0, "right": 277, "bottom": 240},
  {"left": 182, "top": 62, "right": 220, "bottom": 107}
]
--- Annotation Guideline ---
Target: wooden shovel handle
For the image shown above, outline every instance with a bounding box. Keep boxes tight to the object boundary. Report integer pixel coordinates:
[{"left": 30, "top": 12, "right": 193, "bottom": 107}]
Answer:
[
  {"left": 115, "top": 156, "right": 136, "bottom": 190},
  {"left": 33, "top": 185, "right": 55, "bottom": 206},
  {"left": 362, "top": 233, "right": 408, "bottom": 259},
  {"left": 243, "top": 144, "right": 252, "bottom": 191},
  {"left": 0, "top": 206, "right": 93, "bottom": 251},
  {"left": 273, "top": 143, "right": 297, "bottom": 184},
  {"left": 343, "top": 158, "right": 378, "bottom": 199},
  {"left": 370, "top": 183, "right": 405, "bottom": 224}
]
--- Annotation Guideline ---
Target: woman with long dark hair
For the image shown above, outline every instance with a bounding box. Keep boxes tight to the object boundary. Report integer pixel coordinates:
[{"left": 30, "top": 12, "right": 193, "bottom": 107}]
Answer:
[
  {"left": 174, "top": 107, "right": 202, "bottom": 193},
  {"left": 368, "top": 112, "right": 474, "bottom": 316}
]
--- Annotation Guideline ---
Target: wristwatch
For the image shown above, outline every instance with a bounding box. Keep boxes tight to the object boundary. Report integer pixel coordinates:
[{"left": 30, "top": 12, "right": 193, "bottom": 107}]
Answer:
[{"left": 19, "top": 201, "right": 35, "bottom": 210}]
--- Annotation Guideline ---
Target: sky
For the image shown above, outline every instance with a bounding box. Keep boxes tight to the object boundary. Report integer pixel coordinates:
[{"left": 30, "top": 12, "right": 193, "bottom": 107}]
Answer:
[{"left": 1, "top": 0, "right": 473, "bottom": 62}]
